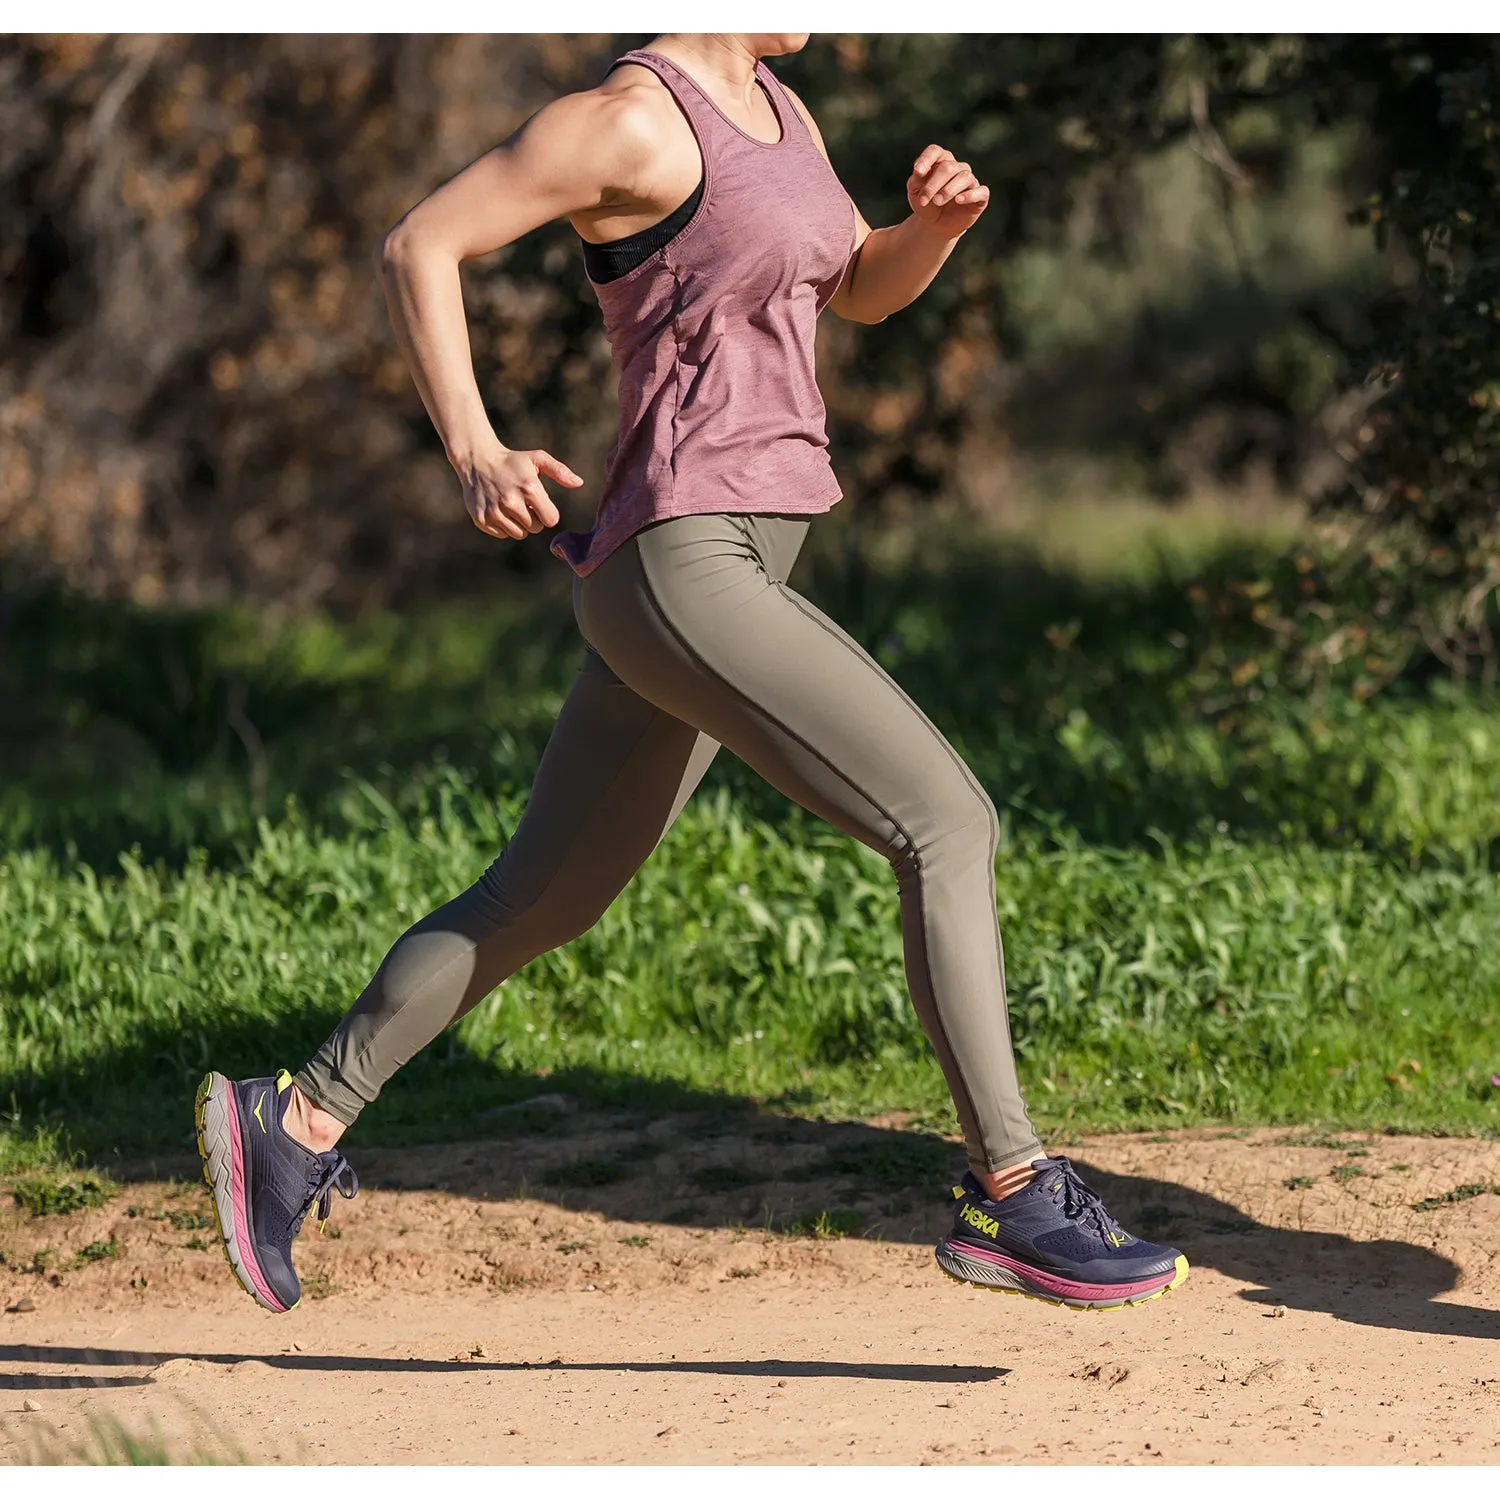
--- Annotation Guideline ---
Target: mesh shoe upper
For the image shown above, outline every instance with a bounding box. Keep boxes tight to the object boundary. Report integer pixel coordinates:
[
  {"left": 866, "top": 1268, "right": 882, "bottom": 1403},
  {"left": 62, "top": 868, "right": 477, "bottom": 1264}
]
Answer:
[
  {"left": 948, "top": 1156, "right": 1178, "bottom": 1286},
  {"left": 230, "top": 1073, "right": 358, "bottom": 1308}
]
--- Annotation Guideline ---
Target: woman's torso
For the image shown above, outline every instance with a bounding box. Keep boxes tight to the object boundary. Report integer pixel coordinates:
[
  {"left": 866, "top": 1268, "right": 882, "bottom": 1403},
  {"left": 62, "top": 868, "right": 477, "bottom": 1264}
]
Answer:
[{"left": 552, "top": 49, "right": 855, "bottom": 577}]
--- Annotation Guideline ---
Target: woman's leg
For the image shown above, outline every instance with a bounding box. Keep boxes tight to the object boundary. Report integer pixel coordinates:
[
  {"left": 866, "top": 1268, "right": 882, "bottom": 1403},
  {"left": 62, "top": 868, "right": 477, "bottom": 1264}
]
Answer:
[
  {"left": 198, "top": 643, "right": 719, "bottom": 1312},
  {"left": 292, "top": 645, "right": 718, "bottom": 1131},
  {"left": 577, "top": 514, "right": 1041, "bottom": 1177}
]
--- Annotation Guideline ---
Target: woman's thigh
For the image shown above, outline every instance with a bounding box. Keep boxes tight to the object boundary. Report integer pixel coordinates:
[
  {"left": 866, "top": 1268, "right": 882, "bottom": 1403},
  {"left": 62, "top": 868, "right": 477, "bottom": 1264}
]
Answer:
[
  {"left": 575, "top": 515, "right": 992, "bottom": 858},
  {"left": 481, "top": 644, "right": 720, "bottom": 931}
]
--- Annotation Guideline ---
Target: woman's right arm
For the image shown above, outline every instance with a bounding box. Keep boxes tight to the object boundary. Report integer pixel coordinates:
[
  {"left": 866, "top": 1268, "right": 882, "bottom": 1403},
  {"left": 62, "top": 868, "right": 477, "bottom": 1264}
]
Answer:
[{"left": 378, "top": 92, "right": 647, "bottom": 540}]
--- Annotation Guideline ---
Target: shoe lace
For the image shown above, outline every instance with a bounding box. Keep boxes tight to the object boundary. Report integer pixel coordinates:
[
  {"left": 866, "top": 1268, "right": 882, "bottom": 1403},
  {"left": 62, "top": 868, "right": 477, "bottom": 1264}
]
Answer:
[
  {"left": 1034, "top": 1157, "right": 1123, "bottom": 1243},
  {"left": 294, "top": 1151, "right": 360, "bottom": 1238}
]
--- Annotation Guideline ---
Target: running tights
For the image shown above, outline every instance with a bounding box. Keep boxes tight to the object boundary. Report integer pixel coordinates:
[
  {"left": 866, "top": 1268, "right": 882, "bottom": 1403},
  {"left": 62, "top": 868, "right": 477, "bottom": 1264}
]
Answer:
[{"left": 295, "top": 513, "right": 1042, "bottom": 1173}]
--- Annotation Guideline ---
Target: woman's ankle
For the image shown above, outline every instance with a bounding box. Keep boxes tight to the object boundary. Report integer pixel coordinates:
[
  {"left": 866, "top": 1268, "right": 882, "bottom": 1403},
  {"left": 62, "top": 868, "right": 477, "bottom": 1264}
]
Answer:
[
  {"left": 977, "top": 1154, "right": 1048, "bottom": 1201},
  {"left": 283, "top": 1081, "right": 347, "bottom": 1155}
]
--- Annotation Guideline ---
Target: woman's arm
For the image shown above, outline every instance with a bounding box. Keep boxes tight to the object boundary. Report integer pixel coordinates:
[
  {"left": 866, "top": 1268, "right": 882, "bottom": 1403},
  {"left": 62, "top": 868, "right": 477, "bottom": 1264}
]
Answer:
[
  {"left": 377, "top": 92, "right": 658, "bottom": 539},
  {"left": 783, "top": 88, "right": 989, "bottom": 326}
]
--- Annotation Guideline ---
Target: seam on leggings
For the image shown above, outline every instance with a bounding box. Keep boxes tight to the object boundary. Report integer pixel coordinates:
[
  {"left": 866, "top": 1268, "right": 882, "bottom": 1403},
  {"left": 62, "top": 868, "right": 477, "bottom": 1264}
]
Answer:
[
  {"left": 333, "top": 706, "right": 671, "bottom": 1104},
  {"left": 781, "top": 587, "right": 998, "bottom": 826},
  {"left": 635, "top": 546, "right": 992, "bottom": 1158},
  {"left": 779, "top": 587, "right": 1035, "bottom": 1163},
  {"left": 789, "top": 589, "right": 1022, "bottom": 1155},
  {"left": 774, "top": 586, "right": 1008, "bottom": 1156}
]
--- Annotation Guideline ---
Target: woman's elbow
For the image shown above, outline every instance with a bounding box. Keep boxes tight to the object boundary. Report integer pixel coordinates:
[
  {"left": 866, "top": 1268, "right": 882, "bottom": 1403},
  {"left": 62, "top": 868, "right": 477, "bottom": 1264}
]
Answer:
[
  {"left": 829, "top": 274, "right": 888, "bottom": 324},
  {"left": 377, "top": 221, "right": 463, "bottom": 286},
  {"left": 375, "top": 225, "right": 409, "bottom": 280},
  {"left": 376, "top": 218, "right": 432, "bottom": 282},
  {"left": 833, "top": 299, "right": 888, "bottom": 326}
]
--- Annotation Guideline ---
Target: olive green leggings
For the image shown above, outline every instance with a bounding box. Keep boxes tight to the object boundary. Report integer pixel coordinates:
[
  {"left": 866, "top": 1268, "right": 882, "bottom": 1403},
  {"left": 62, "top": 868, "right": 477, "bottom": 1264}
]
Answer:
[{"left": 296, "top": 513, "right": 1041, "bottom": 1174}]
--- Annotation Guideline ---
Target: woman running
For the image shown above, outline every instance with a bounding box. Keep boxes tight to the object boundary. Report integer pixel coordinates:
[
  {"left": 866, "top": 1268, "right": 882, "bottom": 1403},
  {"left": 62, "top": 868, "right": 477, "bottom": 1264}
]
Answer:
[{"left": 194, "top": 32, "right": 1187, "bottom": 1315}]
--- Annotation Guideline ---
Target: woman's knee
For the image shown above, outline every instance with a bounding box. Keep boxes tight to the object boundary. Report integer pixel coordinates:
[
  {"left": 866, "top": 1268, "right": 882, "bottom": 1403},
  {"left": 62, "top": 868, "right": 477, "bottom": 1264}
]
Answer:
[
  {"left": 887, "top": 775, "right": 998, "bottom": 878},
  {"left": 470, "top": 860, "right": 609, "bottom": 957},
  {"left": 928, "top": 771, "right": 998, "bottom": 846}
]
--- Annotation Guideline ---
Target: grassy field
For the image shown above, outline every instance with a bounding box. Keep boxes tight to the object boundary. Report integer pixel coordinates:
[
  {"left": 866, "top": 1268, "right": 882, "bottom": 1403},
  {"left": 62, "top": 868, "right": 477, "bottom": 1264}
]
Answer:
[{"left": 4, "top": 507, "right": 1500, "bottom": 1182}]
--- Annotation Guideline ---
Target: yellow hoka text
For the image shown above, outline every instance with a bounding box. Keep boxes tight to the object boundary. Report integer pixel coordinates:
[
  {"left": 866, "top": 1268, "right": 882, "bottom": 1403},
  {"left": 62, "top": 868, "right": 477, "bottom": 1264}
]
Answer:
[{"left": 960, "top": 1202, "right": 1000, "bottom": 1239}]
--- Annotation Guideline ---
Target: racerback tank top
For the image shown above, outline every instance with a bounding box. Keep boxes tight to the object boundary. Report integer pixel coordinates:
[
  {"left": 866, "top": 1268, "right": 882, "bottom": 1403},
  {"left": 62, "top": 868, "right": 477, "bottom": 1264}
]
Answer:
[{"left": 551, "top": 49, "right": 857, "bottom": 577}]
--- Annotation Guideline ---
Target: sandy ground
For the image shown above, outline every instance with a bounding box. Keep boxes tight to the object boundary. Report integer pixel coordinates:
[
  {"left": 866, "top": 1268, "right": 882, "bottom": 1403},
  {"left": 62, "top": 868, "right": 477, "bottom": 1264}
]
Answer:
[{"left": 3, "top": 1113, "right": 1500, "bottom": 1465}]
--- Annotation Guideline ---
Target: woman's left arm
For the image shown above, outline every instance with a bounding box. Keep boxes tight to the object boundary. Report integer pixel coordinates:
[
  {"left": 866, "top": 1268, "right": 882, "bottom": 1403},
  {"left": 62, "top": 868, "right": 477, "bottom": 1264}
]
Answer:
[{"left": 782, "top": 87, "right": 988, "bottom": 326}]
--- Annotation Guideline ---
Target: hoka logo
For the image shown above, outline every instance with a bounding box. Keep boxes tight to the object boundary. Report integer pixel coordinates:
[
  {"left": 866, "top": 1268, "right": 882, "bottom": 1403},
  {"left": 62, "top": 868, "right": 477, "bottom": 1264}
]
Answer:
[
  {"left": 252, "top": 1092, "right": 267, "bottom": 1134},
  {"left": 960, "top": 1202, "right": 1000, "bottom": 1239},
  {"left": 1105, "top": 1229, "right": 1132, "bottom": 1248}
]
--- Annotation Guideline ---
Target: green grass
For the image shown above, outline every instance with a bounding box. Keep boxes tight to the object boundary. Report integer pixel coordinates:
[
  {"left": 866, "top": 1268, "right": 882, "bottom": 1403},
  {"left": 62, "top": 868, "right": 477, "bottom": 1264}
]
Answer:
[
  {"left": 783, "top": 1208, "right": 866, "bottom": 1239},
  {"left": 11, "top": 1174, "right": 115, "bottom": 1217},
  {"left": 1410, "top": 1183, "right": 1499, "bottom": 1213},
  {"left": 4, "top": 520, "right": 1500, "bottom": 1175},
  {"left": 10, "top": 1414, "right": 245, "bottom": 1465},
  {"left": 0, "top": 1112, "right": 78, "bottom": 1178},
  {"left": 72, "top": 1233, "right": 126, "bottom": 1266},
  {"left": 151, "top": 1209, "right": 213, "bottom": 1230},
  {"left": 5, "top": 782, "right": 1500, "bottom": 1163}
]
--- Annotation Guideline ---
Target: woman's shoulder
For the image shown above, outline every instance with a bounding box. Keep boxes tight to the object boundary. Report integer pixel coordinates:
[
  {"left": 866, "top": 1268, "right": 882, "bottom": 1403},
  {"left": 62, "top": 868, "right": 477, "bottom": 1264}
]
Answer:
[
  {"left": 590, "top": 63, "right": 688, "bottom": 151},
  {"left": 575, "top": 64, "right": 702, "bottom": 200},
  {"left": 519, "top": 71, "right": 685, "bottom": 194}
]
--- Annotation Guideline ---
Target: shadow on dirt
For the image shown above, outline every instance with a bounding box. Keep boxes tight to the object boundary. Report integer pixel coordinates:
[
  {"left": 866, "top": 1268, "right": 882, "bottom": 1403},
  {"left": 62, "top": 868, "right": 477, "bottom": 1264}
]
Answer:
[
  {"left": 0, "top": 1348, "right": 1006, "bottom": 1391},
  {"left": 351, "top": 1120, "right": 1500, "bottom": 1344},
  {"left": 1071, "top": 1157, "right": 1500, "bottom": 1342},
  {"left": 81, "top": 1094, "right": 1500, "bottom": 1345}
]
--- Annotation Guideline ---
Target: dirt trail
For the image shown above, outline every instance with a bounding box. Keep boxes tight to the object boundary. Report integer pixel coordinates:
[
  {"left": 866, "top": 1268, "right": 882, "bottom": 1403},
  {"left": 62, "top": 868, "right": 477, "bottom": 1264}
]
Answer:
[{"left": 4, "top": 1122, "right": 1500, "bottom": 1464}]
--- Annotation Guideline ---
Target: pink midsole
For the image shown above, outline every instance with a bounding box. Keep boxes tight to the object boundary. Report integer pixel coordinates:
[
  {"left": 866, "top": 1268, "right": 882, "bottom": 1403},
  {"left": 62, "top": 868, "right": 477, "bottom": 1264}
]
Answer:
[
  {"left": 942, "top": 1238, "right": 1174, "bottom": 1301},
  {"left": 223, "top": 1083, "right": 287, "bottom": 1312}
]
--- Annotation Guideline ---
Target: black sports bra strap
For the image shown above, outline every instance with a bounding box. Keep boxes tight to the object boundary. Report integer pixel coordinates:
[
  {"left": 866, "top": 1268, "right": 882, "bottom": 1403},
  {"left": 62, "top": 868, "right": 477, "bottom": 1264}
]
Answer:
[{"left": 581, "top": 177, "right": 706, "bottom": 285}]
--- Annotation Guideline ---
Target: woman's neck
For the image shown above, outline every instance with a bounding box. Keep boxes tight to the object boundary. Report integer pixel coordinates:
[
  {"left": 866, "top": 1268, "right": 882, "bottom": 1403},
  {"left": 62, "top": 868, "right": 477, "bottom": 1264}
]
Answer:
[{"left": 651, "top": 34, "right": 760, "bottom": 95}]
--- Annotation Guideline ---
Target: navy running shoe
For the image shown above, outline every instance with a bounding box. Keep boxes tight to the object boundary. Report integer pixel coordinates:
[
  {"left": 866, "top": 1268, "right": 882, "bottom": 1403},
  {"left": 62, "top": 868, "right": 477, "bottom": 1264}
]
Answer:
[
  {"left": 194, "top": 1069, "right": 358, "bottom": 1313},
  {"left": 935, "top": 1157, "right": 1188, "bottom": 1310}
]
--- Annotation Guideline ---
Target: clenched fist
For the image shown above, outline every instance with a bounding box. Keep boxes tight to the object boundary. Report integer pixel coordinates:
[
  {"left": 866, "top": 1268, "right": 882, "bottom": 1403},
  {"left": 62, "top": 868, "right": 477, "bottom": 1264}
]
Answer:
[{"left": 907, "top": 145, "right": 990, "bottom": 239}]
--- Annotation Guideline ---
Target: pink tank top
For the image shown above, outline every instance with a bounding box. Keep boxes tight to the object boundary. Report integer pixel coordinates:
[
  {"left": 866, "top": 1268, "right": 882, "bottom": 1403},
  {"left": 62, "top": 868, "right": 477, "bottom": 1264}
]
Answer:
[{"left": 551, "top": 50, "right": 856, "bottom": 576}]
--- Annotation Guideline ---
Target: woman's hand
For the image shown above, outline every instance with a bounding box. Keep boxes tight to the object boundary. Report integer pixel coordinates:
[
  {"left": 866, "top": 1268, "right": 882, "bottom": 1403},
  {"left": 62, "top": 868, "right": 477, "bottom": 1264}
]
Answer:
[
  {"left": 454, "top": 439, "right": 584, "bottom": 540},
  {"left": 907, "top": 145, "right": 990, "bottom": 240}
]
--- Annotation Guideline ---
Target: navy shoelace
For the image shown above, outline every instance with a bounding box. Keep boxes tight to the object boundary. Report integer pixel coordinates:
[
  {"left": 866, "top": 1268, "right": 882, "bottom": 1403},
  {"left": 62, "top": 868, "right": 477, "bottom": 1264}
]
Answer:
[
  {"left": 295, "top": 1151, "right": 360, "bottom": 1237},
  {"left": 1033, "top": 1156, "right": 1123, "bottom": 1242}
]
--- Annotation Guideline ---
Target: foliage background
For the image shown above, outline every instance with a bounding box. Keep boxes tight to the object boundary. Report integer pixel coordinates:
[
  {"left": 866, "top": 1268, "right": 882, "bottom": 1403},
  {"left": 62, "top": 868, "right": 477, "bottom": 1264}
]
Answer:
[{"left": 9, "top": 34, "right": 1494, "bottom": 632}]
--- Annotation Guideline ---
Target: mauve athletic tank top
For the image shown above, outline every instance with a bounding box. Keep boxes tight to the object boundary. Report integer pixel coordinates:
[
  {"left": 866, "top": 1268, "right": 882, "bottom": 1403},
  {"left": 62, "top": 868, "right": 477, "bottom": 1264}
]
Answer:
[{"left": 551, "top": 50, "right": 857, "bottom": 577}]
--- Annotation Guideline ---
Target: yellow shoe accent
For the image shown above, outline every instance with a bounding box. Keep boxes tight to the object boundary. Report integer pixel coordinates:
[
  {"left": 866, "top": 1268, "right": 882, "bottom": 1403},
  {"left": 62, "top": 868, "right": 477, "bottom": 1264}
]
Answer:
[
  {"left": 951, "top": 1185, "right": 966, "bottom": 1200},
  {"left": 275, "top": 1069, "right": 294, "bottom": 1094},
  {"left": 251, "top": 1092, "right": 267, "bottom": 1133}
]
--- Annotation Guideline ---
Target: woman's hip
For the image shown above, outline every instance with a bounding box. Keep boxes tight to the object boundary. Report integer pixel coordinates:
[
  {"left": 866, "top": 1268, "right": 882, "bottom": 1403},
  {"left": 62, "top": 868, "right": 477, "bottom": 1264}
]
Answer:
[{"left": 573, "top": 511, "right": 811, "bottom": 658}]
